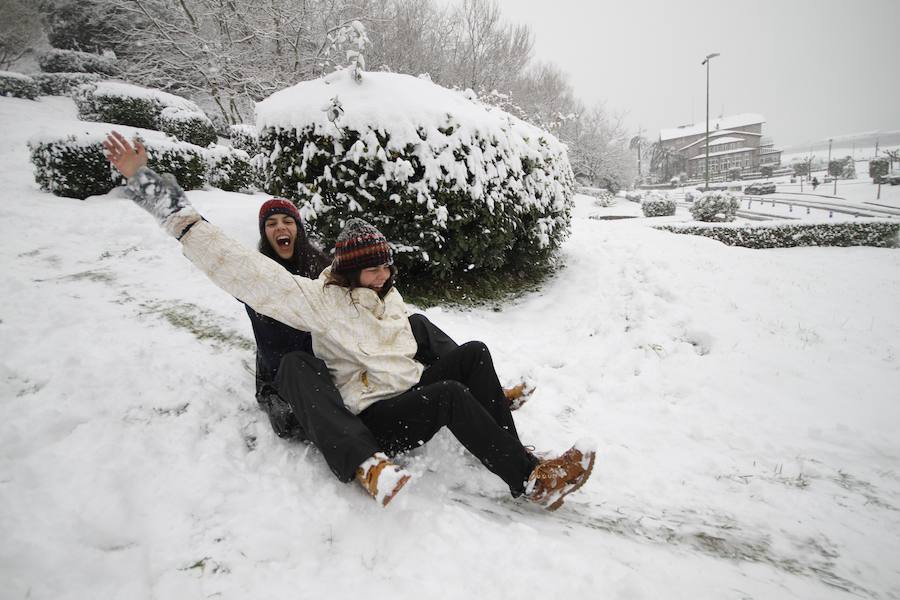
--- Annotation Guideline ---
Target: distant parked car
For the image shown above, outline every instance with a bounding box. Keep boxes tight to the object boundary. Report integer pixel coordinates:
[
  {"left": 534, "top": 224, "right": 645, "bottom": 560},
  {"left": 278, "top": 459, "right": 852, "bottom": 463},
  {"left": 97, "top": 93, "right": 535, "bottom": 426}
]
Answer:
[{"left": 745, "top": 182, "right": 775, "bottom": 195}]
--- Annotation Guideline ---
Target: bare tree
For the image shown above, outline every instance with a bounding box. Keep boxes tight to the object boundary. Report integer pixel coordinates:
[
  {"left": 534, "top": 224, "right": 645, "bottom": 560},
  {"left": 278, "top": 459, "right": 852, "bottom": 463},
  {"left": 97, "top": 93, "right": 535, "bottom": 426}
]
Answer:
[{"left": 0, "top": 0, "right": 43, "bottom": 69}]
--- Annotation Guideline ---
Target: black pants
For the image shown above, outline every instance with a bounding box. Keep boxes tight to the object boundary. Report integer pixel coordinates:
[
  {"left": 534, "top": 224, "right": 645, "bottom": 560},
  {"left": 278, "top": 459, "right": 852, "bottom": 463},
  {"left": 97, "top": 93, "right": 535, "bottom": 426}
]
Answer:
[
  {"left": 273, "top": 352, "right": 381, "bottom": 482},
  {"left": 359, "top": 342, "right": 538, "bottom": 496}
]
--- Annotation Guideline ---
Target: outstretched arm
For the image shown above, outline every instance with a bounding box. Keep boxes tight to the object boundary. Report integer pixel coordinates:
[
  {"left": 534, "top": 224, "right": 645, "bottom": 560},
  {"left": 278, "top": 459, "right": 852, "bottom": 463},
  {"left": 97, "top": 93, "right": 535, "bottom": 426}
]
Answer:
[
  {"left": 103, "top": 132, "right": 330, "bottom": 335},
  {"left": 104, "top": 131, "right": 201, "bottom": 239}
]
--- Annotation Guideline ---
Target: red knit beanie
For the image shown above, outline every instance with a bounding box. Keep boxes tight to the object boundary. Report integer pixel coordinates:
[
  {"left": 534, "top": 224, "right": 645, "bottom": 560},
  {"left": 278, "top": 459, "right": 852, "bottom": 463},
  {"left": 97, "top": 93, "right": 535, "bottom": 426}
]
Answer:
[
  {"left": 332, "top": 218, "right": 393, "bottom": 273},
  {"left": 258, "top": 199, "right": 301, "bottom": 236}
]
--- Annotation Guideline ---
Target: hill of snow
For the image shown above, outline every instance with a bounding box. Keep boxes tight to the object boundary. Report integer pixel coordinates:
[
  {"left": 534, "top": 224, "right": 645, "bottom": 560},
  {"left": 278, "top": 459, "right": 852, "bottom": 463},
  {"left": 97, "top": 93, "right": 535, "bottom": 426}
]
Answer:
[{"left": 2, "top": 95, "right": 899, "bottom": 599}]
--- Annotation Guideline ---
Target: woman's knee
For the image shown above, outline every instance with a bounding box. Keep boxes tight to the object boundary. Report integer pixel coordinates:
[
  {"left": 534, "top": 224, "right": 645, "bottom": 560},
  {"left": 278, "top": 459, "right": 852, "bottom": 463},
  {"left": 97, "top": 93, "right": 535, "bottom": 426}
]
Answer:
[{"left": 459, "top": 340, "right": 489, "bottom": 356}]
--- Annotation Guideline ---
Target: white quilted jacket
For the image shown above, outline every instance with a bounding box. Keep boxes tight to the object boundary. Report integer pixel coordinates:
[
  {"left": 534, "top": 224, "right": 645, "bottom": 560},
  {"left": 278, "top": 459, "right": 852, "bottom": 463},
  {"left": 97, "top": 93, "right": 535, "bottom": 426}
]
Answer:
[{"left": 181, "top": 220, "right": 423, "bottom": 414}]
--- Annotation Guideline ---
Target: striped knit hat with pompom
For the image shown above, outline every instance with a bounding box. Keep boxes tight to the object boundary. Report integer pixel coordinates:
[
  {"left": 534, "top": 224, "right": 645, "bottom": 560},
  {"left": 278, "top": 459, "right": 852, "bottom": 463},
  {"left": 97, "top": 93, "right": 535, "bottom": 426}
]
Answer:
[{"left": 332, "top": 218, "right": 393, "bottom": 273}]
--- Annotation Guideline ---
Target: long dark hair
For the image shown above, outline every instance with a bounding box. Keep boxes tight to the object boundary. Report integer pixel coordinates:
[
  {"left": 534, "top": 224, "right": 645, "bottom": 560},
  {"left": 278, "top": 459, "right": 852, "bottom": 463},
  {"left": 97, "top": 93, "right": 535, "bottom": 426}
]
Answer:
[{"left": 258, "top": 220, "right": 331, "bottom": 278}]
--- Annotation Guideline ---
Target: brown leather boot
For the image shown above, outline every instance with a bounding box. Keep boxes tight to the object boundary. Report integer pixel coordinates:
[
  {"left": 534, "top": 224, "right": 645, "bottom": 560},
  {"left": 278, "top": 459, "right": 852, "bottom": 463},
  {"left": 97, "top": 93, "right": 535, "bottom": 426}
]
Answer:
[
  {"left": 525, "top": 445, "right": 596, "bottom": 511},
  {"left": 356, "top": 453, "right": 411, "bottom": 507},
  {"left": 503, "top": 381, "right": 535, "bottom": 411}
]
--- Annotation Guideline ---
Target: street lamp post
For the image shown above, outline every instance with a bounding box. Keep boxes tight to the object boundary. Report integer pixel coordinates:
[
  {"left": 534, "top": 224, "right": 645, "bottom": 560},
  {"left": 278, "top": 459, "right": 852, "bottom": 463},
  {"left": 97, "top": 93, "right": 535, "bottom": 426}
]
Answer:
[{"left": 701, "top": 52, "right": 720, "bottom": 191}]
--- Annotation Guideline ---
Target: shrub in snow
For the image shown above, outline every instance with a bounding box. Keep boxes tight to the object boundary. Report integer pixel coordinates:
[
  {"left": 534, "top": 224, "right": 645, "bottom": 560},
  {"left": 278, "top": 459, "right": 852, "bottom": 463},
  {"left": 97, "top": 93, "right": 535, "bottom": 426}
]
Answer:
[
  {"left": 158, "top": 106, "right": 218, "bottom": 147},
  {"left": 640, "top": 193, "right": 676, "bottom": 217},
  {"left": 684, "top": 189, "right": 697, "bottom": 203},
  {"left": 256, "top": 70, "right": 575, "bottom": 278},
  {"left": 625, "top": 191, "right": 642, "bottom": 203},
  {"left": 657, "top": 220, "right": 900, "bottom": 249},
  {"left": 32, "top": 72, "right": 102, "bottom": 96},
  {"left": 229, "top": 124, "right": 260, "bottom": 156},
  {"left": 690, "top": 191, "right": 740, "bottom": 222},
  {"left": 577, "top": 185, "right": 617, "bottom": 207},
  {"left": 206, "top": 145, "right": 257, "bottom": 192},
  {"left": 29, "top": 128, "right": 206, "bottom": 200},
  {"left": 74, "top": 81, "right": 210, "bottom": 134},
  {"left": 0, "top": 71, "right": 39, "bottom": 100},
  {"left": 38, "top": 49, "right": 117, "bottom": 75}
]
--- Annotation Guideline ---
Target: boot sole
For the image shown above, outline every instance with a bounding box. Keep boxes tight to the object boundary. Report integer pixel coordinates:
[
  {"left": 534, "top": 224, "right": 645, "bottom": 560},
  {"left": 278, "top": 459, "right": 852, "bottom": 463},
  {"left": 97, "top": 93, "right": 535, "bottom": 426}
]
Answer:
[
  {"left": 546, "top": 451, "right": 596, "bottom": 512},
  {"left": 382, "top": 473, "right": 412, "bottom": 507}
]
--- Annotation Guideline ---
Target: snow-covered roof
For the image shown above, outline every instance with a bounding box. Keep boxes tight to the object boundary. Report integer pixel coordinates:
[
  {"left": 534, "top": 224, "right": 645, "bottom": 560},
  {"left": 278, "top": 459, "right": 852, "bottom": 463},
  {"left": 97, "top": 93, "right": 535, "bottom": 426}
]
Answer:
[
  {"left": 660, "top": 113, "right": 765, "bottom": 141},
  {"left": 706, "top": 136, "right": 745, "bottom": 146},
  {"left": 255, "top": 69, "right": 559, "bottom": 153},
  {"left": 687, "top": 146, "right": 755, "bottom": 160},
  {"left": 676, "top": 130, "right": 762, "bottom": 152}
]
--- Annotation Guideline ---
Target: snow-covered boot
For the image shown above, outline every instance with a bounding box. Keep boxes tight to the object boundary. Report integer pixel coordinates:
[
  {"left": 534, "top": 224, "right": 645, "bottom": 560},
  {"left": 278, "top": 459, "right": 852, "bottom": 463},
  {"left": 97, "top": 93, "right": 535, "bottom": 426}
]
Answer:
[
  {"left": 503, "top": 381, "right": 535, "bottom": 411},
  {"left": 525, "top": 444, "right": 596, "bottom": 511},
  {"left": 356, "top": 453, "right": 411, "bottom": 507}
]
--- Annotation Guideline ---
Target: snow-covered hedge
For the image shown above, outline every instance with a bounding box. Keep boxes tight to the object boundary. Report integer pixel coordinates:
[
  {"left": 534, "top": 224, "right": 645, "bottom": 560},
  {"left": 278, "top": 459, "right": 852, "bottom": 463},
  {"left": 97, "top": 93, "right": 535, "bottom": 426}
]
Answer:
[
  {"left": 158, "top": 106, "right": 218, "bottom": 147},
  {"left": 29, "top": 127, "right": 206, "bottom": 199},
  {"left": 625, "top": 191, "right": 642, "bottom": 203},
  {"left": 640, "top": 193, "right": 676, "bottom": 217},
  {"left": 690, "top": 191, "right": 740, "bottom": 222},
  {"left": 0, "top": 71, "right": 39, "bottom": 100},
  {"left": 32, "top": 72, "right": 103, "bottom": 96},
  {"left": 657, "top": 220, "right": 900, "bottom": 249},
  {"left": 684, "top": 189, "right": 698, "bottom": 203},
  {"left": 38, "top": 49, "right": 117, "bottom": 76},
  {"left": 74, "top": 82, "right": 213, "bottom": 145},
  {"left": 577, "top": 185, "right": 617, "bottom": 207},
  {"left": 229, "top": 124, "right": 260, "bottom": 156},
  {"left": 206, "top": 145, "right": 257, "bottom": 192},
  {"left": 256, "top": 70, "right": 575, "bottom": 277}
]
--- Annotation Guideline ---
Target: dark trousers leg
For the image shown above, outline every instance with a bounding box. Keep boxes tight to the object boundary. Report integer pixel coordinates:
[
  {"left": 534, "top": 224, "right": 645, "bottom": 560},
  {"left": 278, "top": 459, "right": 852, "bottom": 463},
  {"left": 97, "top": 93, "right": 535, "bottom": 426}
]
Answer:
[
  {"left": 408, "top": 313, "right": 460, "bottom": 366},
  {"left": 359, "top": 381, "right": 537, "bottom": 496},
  {"left": 273, "top": 352, "right": 380, "bottom": 482},
  {"left": 417, "top": 341, "right": 521, "bottom": 441}
]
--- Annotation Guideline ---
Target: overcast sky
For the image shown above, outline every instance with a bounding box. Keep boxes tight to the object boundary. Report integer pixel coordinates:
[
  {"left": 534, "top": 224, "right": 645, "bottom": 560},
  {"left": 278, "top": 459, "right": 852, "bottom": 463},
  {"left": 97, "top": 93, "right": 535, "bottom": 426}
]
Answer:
[{"left": 495, "top": 0, "right": 900, "bottom": 149}]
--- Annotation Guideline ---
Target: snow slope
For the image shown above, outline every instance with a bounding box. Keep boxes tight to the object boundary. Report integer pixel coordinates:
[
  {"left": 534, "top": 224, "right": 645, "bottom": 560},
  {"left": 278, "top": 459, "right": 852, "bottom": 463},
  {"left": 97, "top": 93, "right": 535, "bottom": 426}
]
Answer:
[{"left": 2, "top": 95, "right": 900, "bottom": 599}]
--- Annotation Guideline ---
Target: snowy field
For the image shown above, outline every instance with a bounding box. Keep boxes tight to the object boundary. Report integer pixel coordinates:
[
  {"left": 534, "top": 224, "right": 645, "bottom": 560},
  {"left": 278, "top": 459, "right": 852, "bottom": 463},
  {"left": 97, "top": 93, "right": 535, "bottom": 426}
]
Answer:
[{"left": 2, "top": 95, "right": 900, "bottom": 599}]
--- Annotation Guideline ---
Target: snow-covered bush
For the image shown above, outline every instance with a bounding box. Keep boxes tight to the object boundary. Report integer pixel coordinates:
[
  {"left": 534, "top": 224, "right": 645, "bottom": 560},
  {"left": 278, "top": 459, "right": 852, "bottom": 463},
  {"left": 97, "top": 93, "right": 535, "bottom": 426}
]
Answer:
[
  {"left": 256, "top": 70, "right": 575, "bottom": 278},
  {"left": 158, "top": 106, "right": 218, "bottom": 147},
  {"left": 74, "top": 81, "right": 210, "bottom": 134},
  {"left": 206, "top": 145, "right": 257, "bottom": 192},
  {"left": 29, "top": 127, "right": 206, "bottom": 199},
  {"left": 228, "top": 124, "right": 260, "bottom": 156},
  {"left": 577, "top": 185, "right": 617, "bottom": 207},
  {"left": 690, "top": 191, "right": 740, "bottom": 222},
  {"left": 684, "top": 189, "right": 698, "bottom": 203},
  {"left": 32, "top": 72, "right": 102, "bottom": 96},
  {"left": 657, "top": 220, "right": 900, "bottom": 249},
  {"left": 0, "top": 71, "right": 39, "bottom": 100},
  {"left": 625, "top": 191, "right": 643, "bottom": 203},
  {"left": 640, "top": 193, "right": 676, "bottom": 217},
  {"left": 38, "top": 49, "right": 117, "bottom": 75}
]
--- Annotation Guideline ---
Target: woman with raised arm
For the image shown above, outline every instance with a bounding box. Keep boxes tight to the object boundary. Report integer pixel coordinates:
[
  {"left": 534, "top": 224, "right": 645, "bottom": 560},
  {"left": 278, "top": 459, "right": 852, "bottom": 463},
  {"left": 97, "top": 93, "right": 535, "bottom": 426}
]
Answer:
[{"left": 103, "top": 131, "right": 594, "bottom": 510}]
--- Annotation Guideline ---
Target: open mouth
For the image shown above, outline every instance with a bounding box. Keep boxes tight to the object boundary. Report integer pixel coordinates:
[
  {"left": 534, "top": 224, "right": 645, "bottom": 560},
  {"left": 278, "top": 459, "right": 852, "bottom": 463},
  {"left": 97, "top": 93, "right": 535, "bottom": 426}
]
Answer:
[{"left": 276, "top": 235, "right": 291, "bottom": 248}]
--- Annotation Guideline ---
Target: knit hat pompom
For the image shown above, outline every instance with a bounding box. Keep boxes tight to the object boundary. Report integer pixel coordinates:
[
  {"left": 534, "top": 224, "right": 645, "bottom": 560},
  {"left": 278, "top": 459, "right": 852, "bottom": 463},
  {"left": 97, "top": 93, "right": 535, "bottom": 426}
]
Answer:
[
  {"left": 259, "top": 199, "right": 301, "bottom": 235},
  {"left": 333, "top": 218, "right": 393, "bottom": 273}
]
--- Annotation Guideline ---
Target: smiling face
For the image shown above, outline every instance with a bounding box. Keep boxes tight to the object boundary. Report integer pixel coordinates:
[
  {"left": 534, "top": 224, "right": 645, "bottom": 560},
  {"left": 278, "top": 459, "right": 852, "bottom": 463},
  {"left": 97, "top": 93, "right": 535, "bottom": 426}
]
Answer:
[
  {"left": 358, "top": 264, "right": 392, "bottom": 292},
  {"left": 264, "top": 213, "right": 298, "bottom": 260}
]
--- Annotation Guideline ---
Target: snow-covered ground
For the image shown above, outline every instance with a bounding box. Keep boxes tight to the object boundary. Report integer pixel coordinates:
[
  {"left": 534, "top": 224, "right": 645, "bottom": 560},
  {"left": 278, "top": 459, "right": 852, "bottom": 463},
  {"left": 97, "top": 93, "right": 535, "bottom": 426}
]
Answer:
[{"left": 2, "top": 95, "right": 900, "bottom": 599}]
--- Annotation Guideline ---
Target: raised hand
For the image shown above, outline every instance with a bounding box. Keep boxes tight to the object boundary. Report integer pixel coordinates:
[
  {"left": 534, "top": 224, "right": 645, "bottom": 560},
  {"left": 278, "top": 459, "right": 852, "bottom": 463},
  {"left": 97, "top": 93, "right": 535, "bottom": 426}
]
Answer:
[{"left": 103, "top": 131, "right": 148, "bottom": 179}]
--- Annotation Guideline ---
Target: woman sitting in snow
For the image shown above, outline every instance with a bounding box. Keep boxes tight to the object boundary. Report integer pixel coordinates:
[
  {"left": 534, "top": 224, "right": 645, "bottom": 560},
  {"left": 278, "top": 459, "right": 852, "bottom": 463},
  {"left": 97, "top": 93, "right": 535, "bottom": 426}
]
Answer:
[
  {"left": 103, "top": 131, "right": 594, "bottom": 510},
  {"left": 248, "top": 197, "right": 532, "bottom": 439}
]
